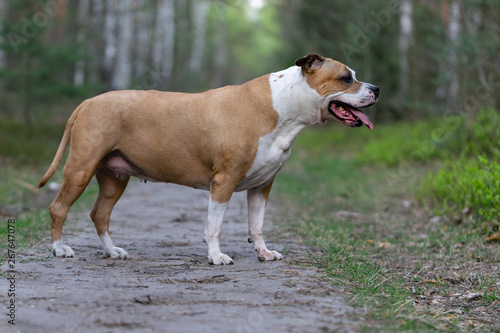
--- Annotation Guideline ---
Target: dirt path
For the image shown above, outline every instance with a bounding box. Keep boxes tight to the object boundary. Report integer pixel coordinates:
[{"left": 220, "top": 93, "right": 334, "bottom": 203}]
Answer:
[{"left": 2, "top": 182, "right": 362, "bottom": 333}]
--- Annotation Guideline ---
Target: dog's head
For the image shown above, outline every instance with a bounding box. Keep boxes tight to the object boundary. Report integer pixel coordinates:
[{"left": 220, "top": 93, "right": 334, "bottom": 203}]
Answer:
[{"left": 295, "top": 53, "right": 379, "bottom": 129}]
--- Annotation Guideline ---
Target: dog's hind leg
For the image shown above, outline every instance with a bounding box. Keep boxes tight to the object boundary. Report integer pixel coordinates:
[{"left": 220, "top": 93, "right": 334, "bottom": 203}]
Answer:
[
  {"left": 49, "top": 157, "right": 100, "bottom": 257},
  {"left": 90, "top": 166, "right": 130, "bottom": 259}
]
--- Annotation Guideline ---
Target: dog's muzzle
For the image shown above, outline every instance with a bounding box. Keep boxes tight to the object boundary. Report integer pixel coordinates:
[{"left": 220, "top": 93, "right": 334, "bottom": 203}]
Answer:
[{"left": 328, "top": 101, "right": 374, "bottom": 130}]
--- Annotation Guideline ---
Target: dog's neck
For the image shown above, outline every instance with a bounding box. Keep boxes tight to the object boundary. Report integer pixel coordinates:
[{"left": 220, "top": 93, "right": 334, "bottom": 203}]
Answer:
[
  {"left": 267, "top": 66, "right": 323, "bottom": 148},
  {"left": 270, "top": 66, "right": 323, "bottom": 128}
]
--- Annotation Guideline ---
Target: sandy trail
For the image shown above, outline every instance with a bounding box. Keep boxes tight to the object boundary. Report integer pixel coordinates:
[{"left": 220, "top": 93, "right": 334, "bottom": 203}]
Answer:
[{"left": 1, "top": 182, "right": 361, "bottom": 332}]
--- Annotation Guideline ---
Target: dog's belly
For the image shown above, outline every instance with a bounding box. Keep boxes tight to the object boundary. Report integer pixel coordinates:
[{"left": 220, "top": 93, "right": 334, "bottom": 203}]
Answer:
[{"left": 103, "top": 152, "right": 157, "bottom": 182}]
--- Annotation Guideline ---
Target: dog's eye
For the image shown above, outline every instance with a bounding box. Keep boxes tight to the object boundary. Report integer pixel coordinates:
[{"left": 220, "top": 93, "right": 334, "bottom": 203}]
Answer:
[{"left": 340, "top": 75, "right": 353, "bottom": 84}]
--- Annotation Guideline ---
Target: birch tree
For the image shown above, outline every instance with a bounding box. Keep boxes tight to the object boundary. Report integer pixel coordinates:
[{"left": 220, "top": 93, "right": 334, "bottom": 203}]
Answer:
[
  {"left": 134, "top": 0, "right": 151, "bottom": 81},
  {"left": 446, "top": 0, "right": 461, "bottom": 110},
  {"left": 398, "top": 0, "right": 413, "bottom": 105},
  {"left": 0, "top": 1, "right": 6, "bottom": 72},
  {"left": 211, "top": 5, "right": 227, "bottom": 88},
  {"left": 152, "top": 0, "right": 175, "bottom": 86},
  {"left": 435, "top": 0, "right": 462, "bottom": 111},
  {"left": 189, "top": 0, "right": 210, "bottom": 72},
  {"left": 103, "top": 0, "right": 117, "bottom": 87},
  {"left": 112, "top": 0, "right": 133, "bottom": 90},
  {"left": 89, "top": 0, "right": 104, "bottom": 85},
  {"left": 73, "top": 0, "right": 90, "bottom": 86}
]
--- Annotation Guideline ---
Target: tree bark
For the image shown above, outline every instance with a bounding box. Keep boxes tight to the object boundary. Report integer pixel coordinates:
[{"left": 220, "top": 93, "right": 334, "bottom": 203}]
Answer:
[
  {"left": 112, "top": 0, "right": 133, "bottom": 90},
  {"left": 446, "top": 0, "right": 461, "bottom": 111},
  {"left": 102, "top": 0, "right": 117, "bottom": 88},
  {"left": 73, "top": 0, "right": 90, "bottom": 87},
  {"left": 0, "top": 0, "right": 6, "bottom": 72},
  {"left": 152, "top": 0, "right": 175, "bottom": 87},
  {"left": 189, "top": 0, "right": 210, "bottom": 72},
  {"left": 211, "top": 5, "right": 227, "bottom": 88},
  {"left": 89, "top": 0, "right": 104, "bottom": 85},
  {"left": 398, "top": 0, "right": 413, "bottom": 106},
  {"left": 134, "top": 0, "right": 151, "bottom": 82}
]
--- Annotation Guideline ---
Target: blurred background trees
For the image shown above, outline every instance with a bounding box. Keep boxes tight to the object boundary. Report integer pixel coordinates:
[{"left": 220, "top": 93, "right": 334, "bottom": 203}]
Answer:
[{"left": 0, "top": 0, "right": 499, "bottom": 126}]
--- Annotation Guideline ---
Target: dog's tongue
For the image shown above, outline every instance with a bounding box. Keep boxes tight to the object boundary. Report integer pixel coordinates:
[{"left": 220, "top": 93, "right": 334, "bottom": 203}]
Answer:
[{"left": 351, "top": 110, "right": 373, "bottom": 130}]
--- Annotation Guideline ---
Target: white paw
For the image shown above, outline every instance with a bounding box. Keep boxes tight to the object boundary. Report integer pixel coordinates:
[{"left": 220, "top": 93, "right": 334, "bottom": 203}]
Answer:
[
  {"left": 208, "top": 252, "right": 234, "bottom": 265},
  {"left": 257, "top": 248, "right": 283, "bottom": 261},
  {"left": 52, "top": 241, "right": 75, "bottom": 258},
  {"left": 100, "top": 233, "right": 129, "bottom": 259},
  {"left": 104, "top": 246, "right": 129, "bottom": 259}
]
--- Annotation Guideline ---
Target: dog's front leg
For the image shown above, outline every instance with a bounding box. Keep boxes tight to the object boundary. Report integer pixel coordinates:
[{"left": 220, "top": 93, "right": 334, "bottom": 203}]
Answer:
[
  {"left": 203, "top": 197, "right": 234, "bottom": 265},
  {"left": 247, "top": 181, "right": 283, "bottom": 261}
]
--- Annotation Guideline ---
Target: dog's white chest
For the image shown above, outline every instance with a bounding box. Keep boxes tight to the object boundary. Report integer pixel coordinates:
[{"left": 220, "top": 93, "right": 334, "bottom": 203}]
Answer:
[
  {"left": 237, "top": 133, "right": 293, "bottom": 191},
  {"left": 235, "top": 67, "right": 318, "bottom": 191}
]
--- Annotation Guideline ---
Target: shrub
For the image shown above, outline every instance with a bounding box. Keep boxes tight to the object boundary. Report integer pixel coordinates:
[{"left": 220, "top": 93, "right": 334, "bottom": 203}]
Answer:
[
  {"left": 355, "top": 119, "right": 450, "bottom": 166},
  {"left": 356, "top": 108, "right": 500, "bottom": 167},
  {"left": 418, "top": 156, "right": 500, "bottom": 223}
]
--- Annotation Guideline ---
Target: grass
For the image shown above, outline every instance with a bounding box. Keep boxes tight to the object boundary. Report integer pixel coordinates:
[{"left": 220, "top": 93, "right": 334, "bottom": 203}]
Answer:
[
  {"left": 2, "top": 110, "right": 499, "bottom": 330},
  {"left": 419, "top": 156, "right": 500, "bottom": 224},
  {"left": 0, "top": 119, "right": 98, "bottom": 264},
  {"left": 274, "top": 119, "right": 500, "bottom": 332},
  {"left": 0, "top": 121, "right": 66, "bottom": 165}
]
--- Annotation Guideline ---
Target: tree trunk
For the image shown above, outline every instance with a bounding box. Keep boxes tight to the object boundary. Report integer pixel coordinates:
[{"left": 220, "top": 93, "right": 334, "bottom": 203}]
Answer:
[
  {"left": 211, "top": 6, "right": 227, "bottom": 88},
  {"left": 133, "top": 0, "right": 151, "bottom": 82},
  {"left": 189, "top": 0, "right": 210, "bottom": 72},
  {"left": 112, "top": 0, "right": 133, "bottom": 90},
  {"left": 152, "top": 0, "right": 175, "bottom": 87},
  {"left": 73, "top": 0, "right": 90, "bottom": 87},
  {"left": 0, "top": 0, "right": 6, "bottom": 97},
  {"left": 398, "top": 0, "right": 413, "bottom": 107},
  {"left": 446, "top": 0, "right": 461, "bottom": 111},
  {"left": 0, "top": 0, "right": 6, "bottom": 72},
  {"left": 102, "top": 0, "right": 117, "bottom": 88},
  {"left": 89, "top": 0, "right": 104, "bottom": 85}
]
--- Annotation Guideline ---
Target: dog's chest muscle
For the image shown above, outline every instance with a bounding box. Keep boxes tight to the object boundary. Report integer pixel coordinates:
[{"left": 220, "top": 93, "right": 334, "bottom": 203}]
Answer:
[
  {"left": 236, "top": 67, "right": 309, "bottom": 191},
  {"left": 237, "top": 130, "right": 293, "bottom": 190}
]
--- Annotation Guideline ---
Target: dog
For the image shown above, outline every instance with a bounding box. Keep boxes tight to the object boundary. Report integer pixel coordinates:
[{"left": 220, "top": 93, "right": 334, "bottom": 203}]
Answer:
[{"left": 39, "top": 53, "right": 379, "bottom": 265}]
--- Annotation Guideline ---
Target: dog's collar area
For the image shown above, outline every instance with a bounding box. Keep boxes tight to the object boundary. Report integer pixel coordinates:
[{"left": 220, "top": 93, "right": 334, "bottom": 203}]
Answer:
[{"left": 328, "top": 101, "right": 373, "bottom": 130}]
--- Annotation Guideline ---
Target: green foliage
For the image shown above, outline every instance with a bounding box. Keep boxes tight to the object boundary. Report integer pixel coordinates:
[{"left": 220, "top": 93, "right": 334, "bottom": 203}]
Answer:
[
  {"left": 355, "top": 119, "right": 450, "bottom": 166},
  {"left": 419, "top": 156, "right": 500, "bottom": 223},
  {"left": 353, "top": 108, "right": 500, "bottom": 167},
  {"left": 332, "top": 107, "right": 500, "bottom": 225},
  {"left": 460, "top": 108, "right": 500, "bottom": 160},
  {"left": 0, "top": 120, "right": 99, "bottom": 255},
  {"left": 0, "top": 120, "right": 64, "bottom": 166},
  {"left": 0, "top": 1, "right": 95, "bottom": 124},
  {"left": 275, "top": 121, "right": 500, "bottom": 331}
]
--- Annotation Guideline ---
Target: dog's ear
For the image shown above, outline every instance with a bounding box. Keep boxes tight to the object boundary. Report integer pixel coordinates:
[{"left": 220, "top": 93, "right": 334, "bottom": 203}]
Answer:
[{"left": 295, "top": 53, "right": 325, "bottom": 75}]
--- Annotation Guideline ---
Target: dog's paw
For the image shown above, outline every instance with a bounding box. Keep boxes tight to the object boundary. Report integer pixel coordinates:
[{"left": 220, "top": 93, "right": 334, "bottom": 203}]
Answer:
[
  {"left": 208, "top": 253, "right": 234, "bottom": 265},
  {"left": 52, "top": 241, "right": 75, "bottom": 258},
  {"left": 257, "top": 248, "right": 283, "bottom": 261},
  {"left": 105, "top": 247, "right": 129, "bottom": 259}
]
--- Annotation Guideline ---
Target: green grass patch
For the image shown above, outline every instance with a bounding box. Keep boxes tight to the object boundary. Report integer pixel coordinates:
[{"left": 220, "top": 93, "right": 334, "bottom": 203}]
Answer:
[
  {"left": 0, "top": 120, "right": 65, "bottom": 166},
  {"left": 419, "top": 156, "right": 500, "bottom": 224},
  {"left": 0, "top": 164, "right": 98, "bottom": 263},
  {"left": 0, "top": 120, "right": 98, "bottom": 264},
  {"left": 357, "top": 119, "right": 450, "bottom": 166},
  {"left": 275, "top": 121, "right": 500, "bottom": 332},
  {"left": 354, "top": 108, "right": 500, "bottom": 167}
]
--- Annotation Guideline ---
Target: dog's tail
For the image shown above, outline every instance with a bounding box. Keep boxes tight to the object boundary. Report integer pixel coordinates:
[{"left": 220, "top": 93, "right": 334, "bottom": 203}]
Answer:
[{"left": 38, "top": 104, "right": 83, "bottom": 188}]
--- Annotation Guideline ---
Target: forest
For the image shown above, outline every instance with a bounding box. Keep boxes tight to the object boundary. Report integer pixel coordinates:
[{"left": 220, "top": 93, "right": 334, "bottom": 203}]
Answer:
[
  {"left": 0, "top": 0, "right": 498, "bottom": 124},
  {"left": 1, "top": 0, "right": 500, "bottom": 331}
]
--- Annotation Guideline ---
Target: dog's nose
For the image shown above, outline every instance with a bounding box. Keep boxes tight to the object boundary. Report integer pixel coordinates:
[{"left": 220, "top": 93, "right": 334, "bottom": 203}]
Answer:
[{"left": 370, "top": 85, "right": 380, "bottom": 98}]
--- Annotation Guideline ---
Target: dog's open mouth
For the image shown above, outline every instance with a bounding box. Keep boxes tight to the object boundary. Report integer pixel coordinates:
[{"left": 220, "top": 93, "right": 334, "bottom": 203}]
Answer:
[{"left": 328, "top": 101, "right": 373, "bottom": 130}]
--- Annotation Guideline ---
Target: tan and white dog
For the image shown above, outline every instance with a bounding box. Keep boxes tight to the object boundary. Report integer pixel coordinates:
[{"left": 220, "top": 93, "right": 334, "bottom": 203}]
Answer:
[{"left": 39, "top": 53, "right": 379, "bottom": 265}]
